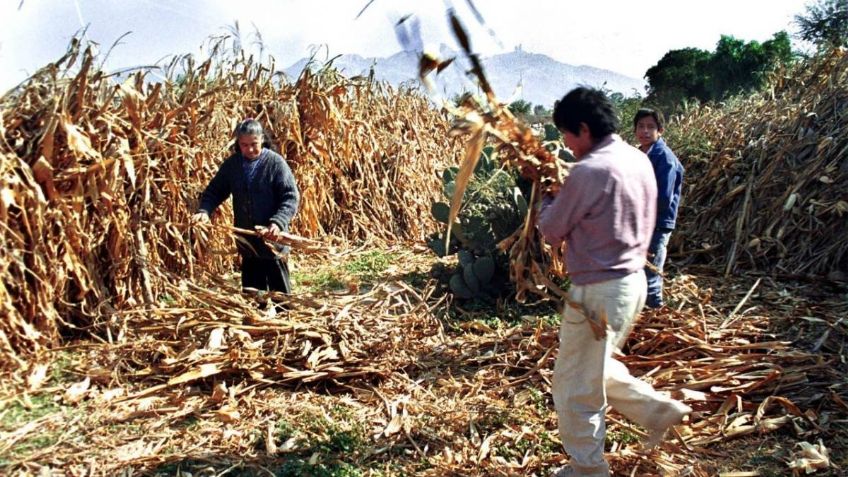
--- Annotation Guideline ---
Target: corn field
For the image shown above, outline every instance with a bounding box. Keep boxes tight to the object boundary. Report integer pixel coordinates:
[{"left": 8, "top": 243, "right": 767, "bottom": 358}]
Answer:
[
  {"left": 0, "top": 35, "right": 845, "bottom": 477},
  {"left": 0, "top": 37, "right": 462, "bottom": 369},
  {"left": 666, "top": 48, "right": 848, "bottom": 278}
]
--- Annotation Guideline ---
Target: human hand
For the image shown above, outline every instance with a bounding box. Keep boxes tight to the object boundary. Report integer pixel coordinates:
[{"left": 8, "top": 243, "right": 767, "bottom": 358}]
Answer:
[
  {"left": 191, "top": 212, "right": 210, "bottom": 225},
  {"left": 257, "top": 223, "right": 284, "bottom": 242},
  {"left": 520, "top": 164, "right": 539, "bottom": 181}
]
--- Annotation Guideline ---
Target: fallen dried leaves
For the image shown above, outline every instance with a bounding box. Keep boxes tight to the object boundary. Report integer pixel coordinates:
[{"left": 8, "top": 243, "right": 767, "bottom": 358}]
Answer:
[{"left": 2, "top": 258, "right": 844, "bottom": 476}]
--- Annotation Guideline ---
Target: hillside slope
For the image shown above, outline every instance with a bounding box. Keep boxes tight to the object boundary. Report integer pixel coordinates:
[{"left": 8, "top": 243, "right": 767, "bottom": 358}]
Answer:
[{"left": 285, "top": 45, "right": 646, "bottom": 106}]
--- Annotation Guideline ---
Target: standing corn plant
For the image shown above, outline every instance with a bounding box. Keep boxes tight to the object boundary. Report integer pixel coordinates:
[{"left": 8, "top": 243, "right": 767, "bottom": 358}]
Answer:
[{"left": 0, "top": 33, "right": 464, "bottom": 368}]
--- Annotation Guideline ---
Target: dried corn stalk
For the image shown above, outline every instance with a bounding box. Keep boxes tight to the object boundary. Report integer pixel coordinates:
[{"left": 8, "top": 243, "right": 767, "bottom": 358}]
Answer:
[
  {"left": 436, "top": 11, "right": 569, "bottom": 302},
  {"left": 667, "top": 48, "right": 848, "bottom": 277},
  {"left": 0, "top": 36, "right": 464, "bottom": 366}
]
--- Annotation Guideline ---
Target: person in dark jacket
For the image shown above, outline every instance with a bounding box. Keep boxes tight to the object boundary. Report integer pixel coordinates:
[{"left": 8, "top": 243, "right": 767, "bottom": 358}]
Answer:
[
  {"left": 634, "top": 108, "right": 684, "bottom": 308},
  {"left": 192, "top": 119, "right": 299, "bottom": 293}
]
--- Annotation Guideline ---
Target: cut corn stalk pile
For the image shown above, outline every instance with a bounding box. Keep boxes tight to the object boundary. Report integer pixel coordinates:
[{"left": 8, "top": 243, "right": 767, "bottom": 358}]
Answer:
[
  {"left": 667, "top": 47, "right": 848, "bottom": 278},
  {"left": 0, "top": 31, "right": 846, "bottom": 477},
  {"left": 87, "top": 269, "right": 445, "bottom": 397}
]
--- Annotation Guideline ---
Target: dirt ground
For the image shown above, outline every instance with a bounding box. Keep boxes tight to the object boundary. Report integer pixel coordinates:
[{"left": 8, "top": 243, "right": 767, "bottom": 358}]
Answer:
[{"left": 1, "top": 247, "right": 845, "bottom": 476}]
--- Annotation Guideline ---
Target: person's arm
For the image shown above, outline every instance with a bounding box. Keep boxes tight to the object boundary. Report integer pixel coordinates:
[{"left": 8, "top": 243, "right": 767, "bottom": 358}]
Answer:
[
  {"left": 198, "top": 160, "right": 232, "bottom": 216},
  {"left": 268, "top": 158, "right": 300, "bottom": 231},
  {"left": 651, "top": 149, "right": 676, "bottom": 227},
  {"left": 537, "top": 166, "right": 602, "bottom": 247}
]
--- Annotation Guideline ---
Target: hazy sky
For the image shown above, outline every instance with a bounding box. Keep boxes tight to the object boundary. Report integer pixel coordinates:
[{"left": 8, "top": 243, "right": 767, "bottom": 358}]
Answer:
[{"left": 0, "top": 0, "right": 811, "bottom": 91}]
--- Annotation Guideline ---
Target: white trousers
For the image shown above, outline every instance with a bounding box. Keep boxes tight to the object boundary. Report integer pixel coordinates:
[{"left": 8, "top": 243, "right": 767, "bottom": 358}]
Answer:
[{"left": 551, "top": 270, "right": 683, "bottom": 474}]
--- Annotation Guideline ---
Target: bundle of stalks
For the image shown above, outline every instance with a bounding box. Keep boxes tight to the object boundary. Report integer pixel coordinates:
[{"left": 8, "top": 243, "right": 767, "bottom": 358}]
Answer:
[
  {"left": 668, "top": 47, "right": 848, "bottom": 278},
  {"left": 438, "top": 11, "right": 570, "bottom": 303},
  {"left": 0, "top": 37, "right": 463, "bottom": 367},
  {"left": 77, "top": 272, "right": 445, "bottom": 404}
]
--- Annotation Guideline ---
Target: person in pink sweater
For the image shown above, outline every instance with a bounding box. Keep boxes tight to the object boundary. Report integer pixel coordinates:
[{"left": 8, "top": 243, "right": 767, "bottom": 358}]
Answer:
[{"left": 538, "top": 87, "right": 691, "bottom": 477}]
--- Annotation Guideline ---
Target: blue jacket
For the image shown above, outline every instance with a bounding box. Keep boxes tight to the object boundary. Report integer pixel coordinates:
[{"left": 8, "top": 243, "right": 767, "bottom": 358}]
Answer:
[
  {"left": 199, "top": 148, "right": 299, "bottom": 258},
  {"left": 646, "top": 138, "right": 684, "bottom": 230}
]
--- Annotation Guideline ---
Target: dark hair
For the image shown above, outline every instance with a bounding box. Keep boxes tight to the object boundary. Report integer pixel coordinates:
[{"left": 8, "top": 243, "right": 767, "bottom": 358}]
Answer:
[
  {"left": 633, "top": 108, "right": 665, "bottom": 130},
  {"left": 552, "top": 87, "right": 618, "bottom": 140},
  {"left": 235, "top": 118, "right": 264, "bottom": 138},
  {"left": 231, "top": 118, "right": 275, "bottom": 154}
]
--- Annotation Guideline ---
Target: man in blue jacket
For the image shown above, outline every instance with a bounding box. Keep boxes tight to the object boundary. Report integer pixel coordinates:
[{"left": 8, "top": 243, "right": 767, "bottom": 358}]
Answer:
[{"left": 634, "top": 109, "right": 684, "bottom": 308}]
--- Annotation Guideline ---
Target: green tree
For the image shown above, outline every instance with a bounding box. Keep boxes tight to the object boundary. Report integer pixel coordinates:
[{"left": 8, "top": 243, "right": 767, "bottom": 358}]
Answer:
[
  {"left": 543, "top": 124, "right": 561, "bottom": 142},
  {"left": 708, "top": 35, "right": 750, "bottom": 98},
  {"left": 645, "top": 32, "right": 793, "bottom": 112},
  {"left": 644, "top": 47, "right": 711, "bottom": 111},
  {"left": 508, "top": 99, "right": 532, "bottom": 116},
  {"left": 707, "top": 32, "right": 793, "bottom": 99},
  {"left": 533, "top": 104, "right": 549, "bottom": 116},
  {"left": 607, "top": 91, "right": 645, "bottom": 141},
  {"left": 795, "top": 0, "right": 848, "bottom": 48}
]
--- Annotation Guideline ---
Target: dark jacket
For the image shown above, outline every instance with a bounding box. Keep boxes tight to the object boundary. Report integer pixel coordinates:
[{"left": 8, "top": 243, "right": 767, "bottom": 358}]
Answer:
[
  {"left": 199, "top": 148, "right": 299, "bottom": 258},
  {"left": 646, "top": 138, "right": 684, "bottom": 230}
]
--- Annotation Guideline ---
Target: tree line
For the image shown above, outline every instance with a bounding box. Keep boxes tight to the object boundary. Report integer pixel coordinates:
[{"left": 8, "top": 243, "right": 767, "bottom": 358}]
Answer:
[{"left": 507, "top": 0, "right": 847, "bottom": 120}]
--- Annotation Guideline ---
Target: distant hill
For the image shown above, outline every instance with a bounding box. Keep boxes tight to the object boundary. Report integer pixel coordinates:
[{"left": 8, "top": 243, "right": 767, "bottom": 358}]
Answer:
[{"left": 283, "top": 45, "right": 646, "bottom": 107}]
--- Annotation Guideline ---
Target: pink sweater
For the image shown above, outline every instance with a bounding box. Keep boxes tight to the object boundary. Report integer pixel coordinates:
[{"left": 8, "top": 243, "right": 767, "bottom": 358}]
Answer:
[{"left": 539, "top": 134, "right": 657, "bottom": 285}]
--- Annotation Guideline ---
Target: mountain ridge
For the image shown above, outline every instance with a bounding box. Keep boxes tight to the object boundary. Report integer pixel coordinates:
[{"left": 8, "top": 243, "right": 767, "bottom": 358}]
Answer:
[{"left": 284, "top": 46, "right": 646, "bottom": 106}]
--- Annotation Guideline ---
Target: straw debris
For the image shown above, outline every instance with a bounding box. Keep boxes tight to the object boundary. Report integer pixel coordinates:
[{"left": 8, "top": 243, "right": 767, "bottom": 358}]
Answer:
[{"left": 667, "top": 48, "right": 848, "bottom": 278}]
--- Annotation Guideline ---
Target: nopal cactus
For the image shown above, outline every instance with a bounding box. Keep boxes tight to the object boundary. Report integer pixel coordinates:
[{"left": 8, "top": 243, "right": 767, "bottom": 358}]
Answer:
[
  {"left": 448, "top": 253, "right": 496, "bottom": 299},
  {"left": 427, "top": 147, "right": 530, "bottom": 300}
]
